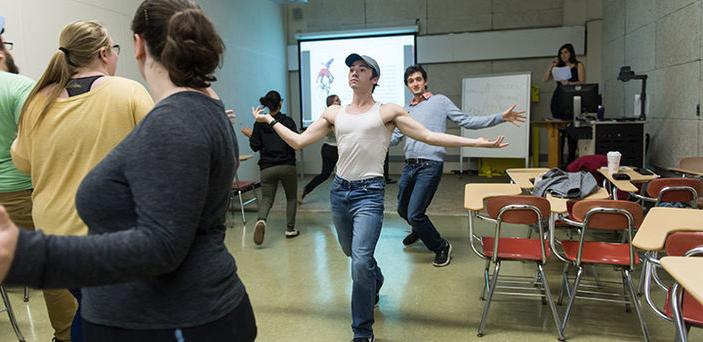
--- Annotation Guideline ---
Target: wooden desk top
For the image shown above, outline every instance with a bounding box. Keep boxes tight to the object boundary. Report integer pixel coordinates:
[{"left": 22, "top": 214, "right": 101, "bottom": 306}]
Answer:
[
  {"left": 546, "top": 187, "right": 610, "bottom": 214},
  {"left": 464, "top": 183, "right": 522, "bottom": 211},
  {"left": 506, "top": 168, "right": 551, "bottom": 190},
  {"left": 632, "top": 207, "right": 703, "bottom": 251},
  {"left": 669, "top": 167, "right": 703, "bottom": 177},
  {"left": 598, "top": 166, "right": 659, "bottom": 192},
  {"left": 240, "top": 154, "right": 253, "bottom": 161},
  {"left": 661, "top": 257, "right": 703, "bottom": 304}
]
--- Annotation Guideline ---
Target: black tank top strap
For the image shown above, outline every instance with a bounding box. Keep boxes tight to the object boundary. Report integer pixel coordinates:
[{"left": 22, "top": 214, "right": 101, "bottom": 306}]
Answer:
[{"left": 66, "top": 75, "right": 104, "bottom": 97}]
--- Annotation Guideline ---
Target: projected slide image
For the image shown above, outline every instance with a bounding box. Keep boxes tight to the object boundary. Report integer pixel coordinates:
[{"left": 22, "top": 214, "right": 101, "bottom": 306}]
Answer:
[
  {"left": 316, "top": 58, "right": 335, "bottom": 96},
  {"left": 299, "top": 34, "right": 415, "bottom": 127}
]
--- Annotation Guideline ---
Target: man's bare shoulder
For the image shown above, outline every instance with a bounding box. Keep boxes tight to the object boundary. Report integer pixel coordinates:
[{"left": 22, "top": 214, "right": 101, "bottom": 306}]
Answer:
[
  {"left": 379, "top": 103, "right": 408, "bottom": 123},
  {"left": 322, "top": 104, "right": 342, "bottom": 124}
]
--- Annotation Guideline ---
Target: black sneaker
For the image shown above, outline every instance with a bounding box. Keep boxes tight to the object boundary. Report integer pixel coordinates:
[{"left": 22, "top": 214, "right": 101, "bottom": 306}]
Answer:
[
  {"left": 433, "top": 243, "right": 452, "bottom": 267},
  {"left": 352, "top": 336, "right": 375, "bottom": 342},
  {"left": 253, "top": 220, "right": 266, "bottom": 245},
  {"left": 402, "top": 232, "right": 419, "bottom": 246}
]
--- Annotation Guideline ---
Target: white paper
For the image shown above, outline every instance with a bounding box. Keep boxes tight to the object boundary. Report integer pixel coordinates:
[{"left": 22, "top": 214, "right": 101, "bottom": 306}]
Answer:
[{"left": 552, "top": 66, "right": 572, "bottom": 81}]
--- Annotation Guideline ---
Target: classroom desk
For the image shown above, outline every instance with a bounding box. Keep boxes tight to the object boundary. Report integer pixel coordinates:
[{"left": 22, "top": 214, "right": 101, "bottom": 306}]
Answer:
[
  {"left": 598, "top": 166, "right": 659, "bottom": 196},
  {"left": 661, "top": 256, "right": 703, "bottom": 342},
  {"left": 532, "top": 120, "right": 570, "bottom": 168},
  {"left": 668, "top": 167, "right": 703, "bottom": 177},
  {"left": 546, "top": 187, "right": 610, "bottom": 214},
  {"left": 464, "top": 183, "right": 522, "bottom": 258},
  {"left": 662, "top": 257, "right": 703, "bottom": 305},
  {"left": 506, "top": 168, "right": 551, "bottom": 190},
  {"left": 464, "top": 183, "right": 523, "bottom": 211},
  {"left": 631, "top": 207, "right": 703, "bottom": 251}
]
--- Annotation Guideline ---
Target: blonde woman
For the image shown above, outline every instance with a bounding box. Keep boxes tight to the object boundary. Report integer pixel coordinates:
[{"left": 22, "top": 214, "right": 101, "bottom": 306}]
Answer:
[{"left": 12, "top": 20, "right": 153, "bottom": 341}]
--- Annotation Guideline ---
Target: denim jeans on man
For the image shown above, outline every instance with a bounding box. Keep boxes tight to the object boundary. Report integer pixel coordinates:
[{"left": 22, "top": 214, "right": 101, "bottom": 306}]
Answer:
[
  {"left": 330, "top": 176, "right": 385, "bottom": 339},
  {"left": 397, "top": 160, "right": 446, "bottom": 252}
]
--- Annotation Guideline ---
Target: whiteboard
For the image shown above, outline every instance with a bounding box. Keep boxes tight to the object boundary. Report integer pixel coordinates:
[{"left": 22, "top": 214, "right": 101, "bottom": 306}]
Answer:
[{"left": 460, "top": 72, "right": 531, "bottom": 165}]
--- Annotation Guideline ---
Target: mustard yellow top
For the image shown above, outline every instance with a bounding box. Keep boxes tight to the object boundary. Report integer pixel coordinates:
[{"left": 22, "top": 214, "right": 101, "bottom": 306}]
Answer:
[{"left": 11, "top": 76, "right": 153, "bottom": 236}]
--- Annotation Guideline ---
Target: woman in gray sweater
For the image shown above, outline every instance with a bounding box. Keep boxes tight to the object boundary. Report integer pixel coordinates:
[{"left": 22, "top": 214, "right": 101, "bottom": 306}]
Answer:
[{"left": 0, "top": 0, "right": 255, "bottom": 341}]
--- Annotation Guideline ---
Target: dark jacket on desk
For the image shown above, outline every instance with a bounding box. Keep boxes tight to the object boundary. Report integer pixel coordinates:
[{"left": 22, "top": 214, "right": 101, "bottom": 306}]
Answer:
[
  {"left": 532, "top": 168, "right": 598, "bottom": 199},
  {"left": 249, "top": 112, "right": 297, "bottom": 170}
]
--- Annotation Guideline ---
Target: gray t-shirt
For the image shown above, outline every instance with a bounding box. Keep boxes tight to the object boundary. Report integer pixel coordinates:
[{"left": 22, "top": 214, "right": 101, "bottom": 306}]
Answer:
[{"left": 6, "top": 91, "right": 245, "bottom": 329}]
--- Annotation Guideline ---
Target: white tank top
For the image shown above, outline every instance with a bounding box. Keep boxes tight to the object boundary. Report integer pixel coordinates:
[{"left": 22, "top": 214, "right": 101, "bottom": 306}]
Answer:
[{"left": 335, "top": 102, "right": 391, "bottom": 181}]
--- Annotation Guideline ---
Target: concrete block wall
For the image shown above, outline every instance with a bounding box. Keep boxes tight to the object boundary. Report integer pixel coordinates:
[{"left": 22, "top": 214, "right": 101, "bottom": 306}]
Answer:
[
  {"left": 285, "top": 0, "right": 603, "bottom": 174},
  {"left": 602, "top": 0, "right": 702, "bottom": 168}
]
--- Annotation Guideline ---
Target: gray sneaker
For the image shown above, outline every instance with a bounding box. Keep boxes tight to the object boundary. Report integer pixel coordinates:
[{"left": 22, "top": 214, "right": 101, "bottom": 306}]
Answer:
[
  {"left": 285, "top": 226, "right": 299, "bottom": 238},
  {"left": 254, "top": 220, "right": 266, "bottom": 245}
]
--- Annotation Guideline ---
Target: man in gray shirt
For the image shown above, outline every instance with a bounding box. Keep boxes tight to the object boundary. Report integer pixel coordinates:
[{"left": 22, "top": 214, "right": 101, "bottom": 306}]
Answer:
[{"left": 391, "top": 64, "right": 525, "bottom": 267}]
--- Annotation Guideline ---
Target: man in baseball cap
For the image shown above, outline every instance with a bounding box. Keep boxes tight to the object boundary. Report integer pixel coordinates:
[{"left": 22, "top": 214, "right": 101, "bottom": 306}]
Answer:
[
  {"left": 251, "top": 50, "right": 507, "bottom": 341},
  {"left": 344, "top": 53, "right": 380, "bottom": 92}
]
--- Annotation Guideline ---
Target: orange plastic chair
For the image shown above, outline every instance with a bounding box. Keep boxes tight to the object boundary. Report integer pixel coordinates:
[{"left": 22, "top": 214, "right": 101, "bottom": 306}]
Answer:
[
  {"left": 470, "top": 195, "right": 564, "bottom": 340},
  {"left": 556, "top": 200, "right": 649, "bottom": 341}
]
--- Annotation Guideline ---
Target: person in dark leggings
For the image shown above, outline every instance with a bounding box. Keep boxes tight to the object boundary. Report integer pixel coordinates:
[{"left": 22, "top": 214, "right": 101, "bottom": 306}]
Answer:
[
  {"left": 0, "top": 1, "right": 256, "bottom": 341},
  {"left": 300, "top": 94, "right": 340, "bottom": 203},
  {"left": 241, "top": 90, "right": 299, "bottom": 245},
  {"left": 543, "top": 43, "right": 586, "bottom": 165}
]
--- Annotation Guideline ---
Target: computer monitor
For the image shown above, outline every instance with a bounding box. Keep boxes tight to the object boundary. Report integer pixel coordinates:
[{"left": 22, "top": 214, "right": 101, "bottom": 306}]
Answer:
[{"left": 555, "top": 83, "right": 601, "bottom": 120}]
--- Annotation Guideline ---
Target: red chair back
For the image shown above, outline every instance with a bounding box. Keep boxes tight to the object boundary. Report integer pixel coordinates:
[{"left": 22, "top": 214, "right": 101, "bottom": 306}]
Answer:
[
  {"left": 486, "top": 195, "right": 550, "bottom": 224},
  {"left": 647, "top": 178, "right": 703, "bottom": 203},
  {"left": 665, "top": 232, "right": 703, "bottom": 257},
  {"left": 572, "top": 200, "right": 644, "bottom": 230}
]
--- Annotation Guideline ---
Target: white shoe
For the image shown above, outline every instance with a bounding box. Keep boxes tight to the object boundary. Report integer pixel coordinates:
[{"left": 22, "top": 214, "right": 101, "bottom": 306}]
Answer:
[{"left": 285, "top": 227, "right": 300, "bottom": 238}]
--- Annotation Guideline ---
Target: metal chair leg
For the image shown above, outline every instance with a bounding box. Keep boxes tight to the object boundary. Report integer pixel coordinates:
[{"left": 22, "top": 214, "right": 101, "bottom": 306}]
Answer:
[
  {"left": 238, "top": 190, "right": 246, "bottom": 224},
  {"left": 561, "top": 267, "right": 584, "bottom": 336},
  {"left": 557, "top": 263, "right": 570, "bottom": 305},
  {"left": 0, "top": 286, "right": 26, "bottom": 342},
  {"left": 539, "top": 265, "right": 566, "bottom": 341},
  {"left": 590, "top": 265, "right": 602, "bottom": 287},
  {"left": 671, "top": 283, "right": 689, "bottom": 342},
  {"left": 624, "top": 269, "right": 650, "bottom": 342},
  {"left": 638, "top": 256, "right": 648, "bottom": 296},
  {"left": 621, "top": 272, "right": 631, "bottom": 312},
  {"left": 22, "top": 287, "right": 28, "bottom": 303},
  {"left": 535, "top": 270, "right": 547, "bottom": 305},
  {"left": 480, "top": 259, "right": 490, "bottom": 301},
  {"left": 477, "top": 261, "right": 501, "bottom": 337}
]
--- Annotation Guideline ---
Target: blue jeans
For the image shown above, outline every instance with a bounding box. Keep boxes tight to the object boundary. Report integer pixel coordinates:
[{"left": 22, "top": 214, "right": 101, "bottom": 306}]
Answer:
[
  {"left": 397, "top": 160, "right": 446, "bottom": 252},
  {"left": 330, "top": 176, "right": 385, "bottom": 338}
]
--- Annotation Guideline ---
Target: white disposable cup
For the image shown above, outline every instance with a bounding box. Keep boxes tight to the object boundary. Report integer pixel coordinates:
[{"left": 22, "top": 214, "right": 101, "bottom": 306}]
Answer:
[{"left": 607, "top": 151, "right": 622, "bottom": 174}]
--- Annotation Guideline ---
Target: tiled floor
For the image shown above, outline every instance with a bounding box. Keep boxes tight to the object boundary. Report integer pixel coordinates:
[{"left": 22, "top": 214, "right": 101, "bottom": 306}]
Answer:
[{"left": 0, "top": 175, "right": 697, "bottom": 341}]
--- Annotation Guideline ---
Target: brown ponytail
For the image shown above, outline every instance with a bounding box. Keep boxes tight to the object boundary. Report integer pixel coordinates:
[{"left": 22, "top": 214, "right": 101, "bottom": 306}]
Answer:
[{"left": 132, "top": 0, "right": 224, "bottom": 88}]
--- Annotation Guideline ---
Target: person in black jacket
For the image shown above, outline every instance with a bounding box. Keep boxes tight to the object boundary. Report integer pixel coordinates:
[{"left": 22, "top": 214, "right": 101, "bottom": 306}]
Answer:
[{"left": 241, "top": 90, "right": 298, "bottom": 245}]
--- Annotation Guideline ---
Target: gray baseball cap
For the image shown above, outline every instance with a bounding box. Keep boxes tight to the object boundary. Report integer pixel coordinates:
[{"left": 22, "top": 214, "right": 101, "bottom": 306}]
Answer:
[{"left": 345, "top": 53, "right": 380, "bottom": 79}]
